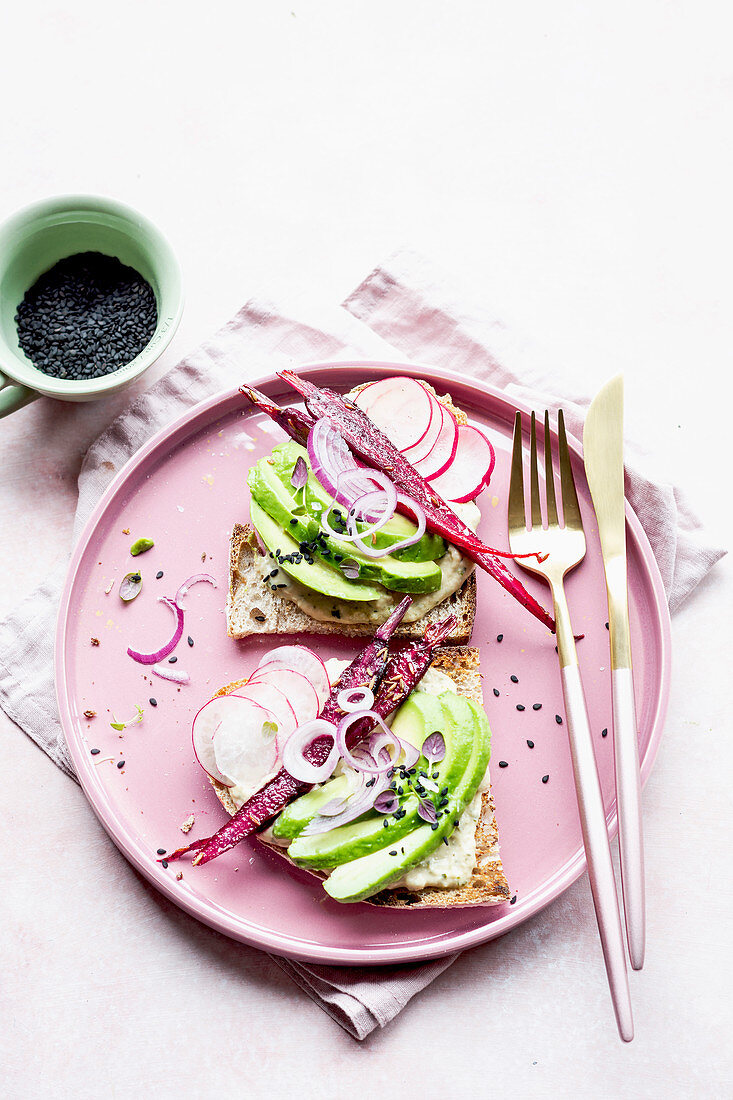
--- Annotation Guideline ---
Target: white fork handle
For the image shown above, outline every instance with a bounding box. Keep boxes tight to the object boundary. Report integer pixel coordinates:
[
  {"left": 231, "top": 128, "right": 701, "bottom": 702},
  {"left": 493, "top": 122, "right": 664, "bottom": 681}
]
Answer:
[
  {"left": 561, "top": 663, "right": 634, "bottom": 1042},
  {"left": 612, "top": 667, "right": 645, "bottom": 971}
]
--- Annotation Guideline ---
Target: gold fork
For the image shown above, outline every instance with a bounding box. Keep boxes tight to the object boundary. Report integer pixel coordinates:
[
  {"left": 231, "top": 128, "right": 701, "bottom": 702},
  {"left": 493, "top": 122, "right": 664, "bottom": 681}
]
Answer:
[{"left": 509, "top": 409, "right": 633, "bottom": 1043}]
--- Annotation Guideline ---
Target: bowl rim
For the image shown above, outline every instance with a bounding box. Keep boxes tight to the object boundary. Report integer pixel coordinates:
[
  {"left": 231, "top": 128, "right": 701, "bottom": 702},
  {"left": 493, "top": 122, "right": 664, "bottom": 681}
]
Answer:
[{"left": 0, "top": 193, "right": 184, "bottom": 398}]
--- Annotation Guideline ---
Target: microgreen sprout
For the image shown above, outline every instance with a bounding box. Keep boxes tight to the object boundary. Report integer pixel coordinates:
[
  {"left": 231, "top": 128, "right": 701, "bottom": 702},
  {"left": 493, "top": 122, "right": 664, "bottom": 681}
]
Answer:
[{"left": 110, "top": 704, "right": 144, "bottom": 731}]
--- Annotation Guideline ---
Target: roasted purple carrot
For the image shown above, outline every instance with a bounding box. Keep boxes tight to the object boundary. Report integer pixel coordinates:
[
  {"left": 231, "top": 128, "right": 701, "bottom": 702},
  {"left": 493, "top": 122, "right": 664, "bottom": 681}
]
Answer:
[
  {"left": 166, "top": 597, "right": 412, "bottom": 865},
  {"left": 239, "top": 382, "right": 315, "bottom": 446},
  {"left": 262, "top": 372, "right": 555, "bottom": 632}
]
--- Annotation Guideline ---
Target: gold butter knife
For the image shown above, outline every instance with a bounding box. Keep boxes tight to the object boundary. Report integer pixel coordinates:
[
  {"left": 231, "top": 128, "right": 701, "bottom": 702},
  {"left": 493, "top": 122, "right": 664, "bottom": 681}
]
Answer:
[{"left": 583, "top": 376, "right": 645, "bottom": 971}]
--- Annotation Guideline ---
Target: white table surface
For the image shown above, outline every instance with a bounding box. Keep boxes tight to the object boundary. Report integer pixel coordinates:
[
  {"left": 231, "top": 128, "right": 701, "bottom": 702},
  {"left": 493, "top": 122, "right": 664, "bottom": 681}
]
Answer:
[{"left": 1, "top": 2, "right": 731, "bottom": 1097}]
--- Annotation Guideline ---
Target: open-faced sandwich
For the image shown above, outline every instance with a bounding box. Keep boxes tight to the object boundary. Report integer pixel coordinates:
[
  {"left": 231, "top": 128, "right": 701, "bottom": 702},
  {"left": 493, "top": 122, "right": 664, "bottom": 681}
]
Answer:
[{"left": 166, "top": 371, "right": 555, "bottom": 905}]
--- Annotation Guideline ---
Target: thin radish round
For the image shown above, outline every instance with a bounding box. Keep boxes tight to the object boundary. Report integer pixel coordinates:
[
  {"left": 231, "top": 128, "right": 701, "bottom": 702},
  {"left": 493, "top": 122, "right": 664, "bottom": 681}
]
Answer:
[
  {"left": 210, "top": 697, "right": 281, "bottom": 795},
  {"left": 426, "top": 423, "right": 496, "bottom": 502},
  {"left": 354, "top": 377, "right": 434, "bottom": 453},
  {"left": 411, "top": 401, "right": 459, "bottom": 479},
  {"left": 402, "top": 391, "right": 445, "bottom": 464},
  {"left": 246, "top": 667, "right": 320, "bottom": 724},
  {"left": 251, "top": 645, "right": 330, "bottom": 709},
  {"left": 191, "top": 696, "right": 243, "bottom": 787},
  {"left": 234, "top": 680, "right": 298, "bottom": 742}
]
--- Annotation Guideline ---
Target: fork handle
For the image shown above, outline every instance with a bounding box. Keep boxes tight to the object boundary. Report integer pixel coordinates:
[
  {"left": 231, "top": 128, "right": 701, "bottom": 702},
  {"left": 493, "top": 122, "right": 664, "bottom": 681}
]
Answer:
[
  {"left": 559, "top": 648, "right": 633, "bottom": 1042},
  {"left": 612, "top": 668, "right": 645, "bottom": 970}
]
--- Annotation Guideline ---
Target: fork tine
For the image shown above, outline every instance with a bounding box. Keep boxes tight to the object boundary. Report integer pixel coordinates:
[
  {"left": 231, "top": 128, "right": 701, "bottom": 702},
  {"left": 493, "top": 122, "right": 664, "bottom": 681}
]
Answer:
[
  {"left": 529, "top": 412, "right": 542, "bottom": 528},
  {"left": 544, "top": 410, "right": 559, "bottom": 526},
  {"left": 508, "top": 411, "right": 526, "bottom": 529},
  {"left": 558, "top": 409, "right": 582, "bottom": 527}
]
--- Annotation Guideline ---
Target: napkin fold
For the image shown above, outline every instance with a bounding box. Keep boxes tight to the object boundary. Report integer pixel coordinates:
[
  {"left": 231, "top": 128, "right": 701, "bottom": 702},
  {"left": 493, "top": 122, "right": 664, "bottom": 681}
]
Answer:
[{"left": 0, "top": 249, "right": 725, "bottom": 1039}]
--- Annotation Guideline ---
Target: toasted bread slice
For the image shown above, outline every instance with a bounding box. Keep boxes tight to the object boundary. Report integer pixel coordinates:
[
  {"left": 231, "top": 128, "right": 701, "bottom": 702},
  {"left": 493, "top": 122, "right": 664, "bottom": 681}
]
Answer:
[
  {"left": 227, "top": 525, "right": 477, "bottom": 644},
  {"left": 227, "top": 379, "right": 477, "bottom": 645},
  {"left": 208, "top": 646, "right": 511, "bottom": 909}
]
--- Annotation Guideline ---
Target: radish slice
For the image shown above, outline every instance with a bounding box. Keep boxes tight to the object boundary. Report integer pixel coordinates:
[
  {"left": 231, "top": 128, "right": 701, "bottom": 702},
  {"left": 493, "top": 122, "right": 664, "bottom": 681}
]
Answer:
[
  {"left": 402, "top": 391, "right": 445, "bottom": 464},
  {"left": 426, "top": 423, "right": 496, "bottom": 502},
  {"left": 246, "top": 667, "right": 320, "bottom": 724},
  {"left": 412, "top": 400, "right": 459, "bottom": 480},
  {"left": 251, "top": 645, "right": 330, "bottom": 709},
  {"left": 192, "top": 696, "right": 240, "bottom": 786},
  {"left": 210, "top": 697, "right": 281, "bottom": 795},
  {"left": 234, "top": 680, "right": 298, "bottom": 741},
  {"left": 354, "top": 377, "right": 434, "bottom": 453}
]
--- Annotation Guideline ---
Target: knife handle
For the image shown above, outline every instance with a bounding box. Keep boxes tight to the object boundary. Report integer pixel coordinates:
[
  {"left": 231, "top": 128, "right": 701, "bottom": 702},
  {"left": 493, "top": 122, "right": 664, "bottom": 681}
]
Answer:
[{"left": 612, "top": 667, "right": 646, "bottom": 970}]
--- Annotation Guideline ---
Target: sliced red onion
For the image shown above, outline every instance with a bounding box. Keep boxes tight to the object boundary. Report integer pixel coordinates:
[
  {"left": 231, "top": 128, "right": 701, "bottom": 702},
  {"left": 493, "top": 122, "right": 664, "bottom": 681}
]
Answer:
[
  {"left": 291, "top": 455, "right": 308, "bottom": 489},
  {"left": 301, "top": 767, "right": 392, "bottom": 836},
  {"left": 321, "top": 472, "right": 397, "bottom": 541},
  {"left": 417, "top": 799, "right": 437, "bottom": 824},
  {"left": 174, "top": 572, "right": 217, "bottom": 606},
  {"left": 127, "top": 597, "right": 184, "bottom": 665},
  {"left": 369, "top": 727, "right": 420, "bottom": 770},
  {"left": 335, "top": 711, "right": 403, "bottom": 774},
  {"left": 347, "top": 493, "right": 426, "bottom": 559},
  {"left": 318, "top": 796, "right": 351, "bottom": 817},
  {"left": 281, "top": 719, "right": 340, "bottom": 784},
  {"left": 152, "top": 663, "right": 191, "bottom": 684},
  {"left": 336, "top": 686, "right": 375, "bottom": 713},
  {"left": 309, "top": 420, "right": 395, "bottom": 522},
  {"left": 422, "top": 731, "right": 446, "bottom": 765}
]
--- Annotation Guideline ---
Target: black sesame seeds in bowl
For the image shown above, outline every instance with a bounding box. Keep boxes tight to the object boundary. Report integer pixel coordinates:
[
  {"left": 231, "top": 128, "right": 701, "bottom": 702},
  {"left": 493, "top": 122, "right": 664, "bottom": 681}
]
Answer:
[{"left": 0, "top": 195, "right": 183, "bottom": 417}]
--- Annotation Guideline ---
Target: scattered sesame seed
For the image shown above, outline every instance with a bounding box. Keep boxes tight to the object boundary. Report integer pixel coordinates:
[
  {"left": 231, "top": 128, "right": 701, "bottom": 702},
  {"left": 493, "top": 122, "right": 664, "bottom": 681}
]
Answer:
[
  {"left": 149, "top": 697, "right": 157, "bottom": 706},
  {"left": 510, "top": 895, "right": 517, "bottom": 905},
  {"left": 156, "top": 570, "right": 164, "bottom": 579},
  {"left": 169, "top": 656, "right": 178, "bottom": 664},
  {"left": 605, "top": 622, "right": 609, "bottom": 630},
  {"left": 532, "top": 703, "right": 542, "bottom": 711},
  {"left": 555, "top": 714, "right": 563, "bottom": 725},
  {"left": 499, "top": 760, "right": 509, "bottom": 768},
  {"left": 510, "top": 674, "right": 519, "bottom": 683},
  {"left": 117, "top": 760, "right": 125, "bottom": 769},
  {"left": 161, "top": 860, "right": 169, "bottom": 868},
  {"left": 157, "top": 848, "right": 166, "bottom": 855},
  {"left": 497, "top": 634, "right": 503, "bottom": 643},
  {"left": 389, "top": 850, "right": 397, "bottom": 856},
  {"left": 90, "top": 748, "right": 100, "bottom": 755},
  {"left": 493, "top": 688, "right": 500, "bottom": 697},
  {"left": 516, "top": 704, "right": 525, "bottom": 712},
  {"left": 542, "top": 774, "right": 549, "bottom": 784},
  {"left": 187, "top": 636, "right": 194, "bottom": 647},
  {"left": 602, "top": 728, "right": 608, "bottom": 738},
  {"left": 526, "top": 740, "right": 534, "bottom": 749}
]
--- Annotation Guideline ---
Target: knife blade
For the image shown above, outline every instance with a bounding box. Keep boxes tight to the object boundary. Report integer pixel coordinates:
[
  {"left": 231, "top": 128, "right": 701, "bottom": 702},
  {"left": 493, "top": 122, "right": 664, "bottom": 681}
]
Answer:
[{"left": 583, "top": 375, "right": 645, "bottom": 970}]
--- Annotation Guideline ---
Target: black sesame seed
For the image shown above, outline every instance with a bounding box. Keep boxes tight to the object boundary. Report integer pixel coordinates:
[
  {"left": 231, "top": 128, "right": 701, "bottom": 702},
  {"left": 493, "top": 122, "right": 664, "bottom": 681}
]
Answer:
[
  {"left": 510, "top": 895, "right": 517, "bottom": 905},
  {"left": 443, "top": 837, "right": 449, "bottom": 845},
  {"left": 510, "top": 674, "right": 519, "bottom": 683},
  {"left": 117, "top": 760, "right": 125, "bottom": 769},
  {"left": 168, "top": 656, "right": 178, "bottom": 664},
  {"left": 542, "top": 774, "right": 549, "bottom": 784},
  {"left": 493, "top": 688, "right": 500, "bottom": 697},
  {"left": 269, "top": 569, "right": 279, "bottom": 578},
  {"left": 496, "top": 634, "right": 503, "bottom": 642},
  {"left": 499, "top": 760, "right": 509, "bottom": 768},
  {"left": 532, "top": 703, "right": 542, "bottom": 711},
  {"left": 149, "top": 697, "right": 157, "bottom": 707},
  {"left": 430, "top": 822, "right": 439, "bottom": 831},
  {"left": 383, "top": 819, "right": 389, "bottom": 828},
  {"left": 605, "top": 621, "right": 609, "bottom": 630},
  {"left": 157, "top": 848, "right": 166, "bottom": 855},
  {"left": 555, "top": 714, "right": 563, "bottom": 725},
  {"left": 602, "top": 728, "right": 608, "bottom": 738},
  {"left": 526, "top": 740, "right": 535, "bottom": 749},
  {"left": 156, "top": 570, "right": 164, "bottom": 579},
  {"left": 389, "top": 850, "right": 398, "bottom": 856},
  {"left": 187, "top": 636, "right": 194, "bottom": 647},
  {"left": 90, "top": 748, "right": 100, "bottom": 755},
  {"left": 289, "top": 518, "right": 297, "bottom": 525},
  {"left": 516, "top": 704, "right": 525, "bottom": 712},
  {"left": 161, "top": 859, "right": 169, "bottom": 868}
]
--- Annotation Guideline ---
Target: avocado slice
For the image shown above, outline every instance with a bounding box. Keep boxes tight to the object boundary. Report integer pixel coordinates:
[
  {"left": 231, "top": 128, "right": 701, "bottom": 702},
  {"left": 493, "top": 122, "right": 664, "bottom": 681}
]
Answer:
[
  {"left": 287, "top": 693, "right": 476, "bottom": 869},
  {"left": 272, "top": 774, "right": 354, "bottom": 841},
  {"left": 249, "top": 455, "right": 442, "bottom": 594},
  {"left": 322, "top": 701, "right": 492, "bottom": 903},
  {"left": 250, "top": 499, "right": 382, "bottom": 602},
  {"left": 267, "top": 441, "right": 446, "bottom": 562}
]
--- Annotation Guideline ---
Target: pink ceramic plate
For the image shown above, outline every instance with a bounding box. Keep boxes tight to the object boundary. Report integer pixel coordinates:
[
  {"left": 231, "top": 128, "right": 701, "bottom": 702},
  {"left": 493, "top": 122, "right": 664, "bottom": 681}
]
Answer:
[{"left": 55, "top": 362, "right": 671, "bottom": 965}]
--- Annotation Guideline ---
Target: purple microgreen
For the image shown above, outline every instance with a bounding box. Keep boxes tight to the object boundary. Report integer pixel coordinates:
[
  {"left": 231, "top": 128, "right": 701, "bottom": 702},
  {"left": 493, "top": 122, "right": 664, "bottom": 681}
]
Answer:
[
  {"left": 417, "top": 799, "right": 437, "bottom": 824},
  {"left": 291, "top": 456, "right": 308, "bottom": 490},
  {"left": 422, "top": 731, "right": 446, "bottom": 765},
  {"left": 339, "top": 558, "right": 361, "bottom": 580},
  {"left": 119, "top": 572, "right": 143, "bottom": 602},
  {"left": 374, "top": 791, "right": 399, "bottom": 815}
]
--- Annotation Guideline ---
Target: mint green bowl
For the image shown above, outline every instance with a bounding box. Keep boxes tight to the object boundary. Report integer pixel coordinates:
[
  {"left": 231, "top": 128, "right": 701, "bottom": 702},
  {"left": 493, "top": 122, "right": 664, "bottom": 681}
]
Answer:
[{"left": 0, "top": 195, "right": 183, "bottom": 418}]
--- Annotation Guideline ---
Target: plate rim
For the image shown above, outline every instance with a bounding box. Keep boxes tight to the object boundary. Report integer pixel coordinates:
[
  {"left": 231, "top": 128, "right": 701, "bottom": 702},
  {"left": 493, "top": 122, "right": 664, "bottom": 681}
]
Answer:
[{"left": 55, "top": 359, "right": 672, "bottom": 964}]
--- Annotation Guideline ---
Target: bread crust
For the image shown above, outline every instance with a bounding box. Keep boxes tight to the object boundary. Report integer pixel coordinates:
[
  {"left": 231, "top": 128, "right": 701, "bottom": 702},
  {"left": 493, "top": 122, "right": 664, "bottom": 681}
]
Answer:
[{"left": 208, "top": 647, "right": 511, "bottom": 909}]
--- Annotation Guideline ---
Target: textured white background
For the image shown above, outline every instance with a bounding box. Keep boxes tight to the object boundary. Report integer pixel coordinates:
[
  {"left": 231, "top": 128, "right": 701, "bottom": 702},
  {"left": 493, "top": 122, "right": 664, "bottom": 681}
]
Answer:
[{"left": 1, "top": 2, "right": 730, "bottom": 1097}]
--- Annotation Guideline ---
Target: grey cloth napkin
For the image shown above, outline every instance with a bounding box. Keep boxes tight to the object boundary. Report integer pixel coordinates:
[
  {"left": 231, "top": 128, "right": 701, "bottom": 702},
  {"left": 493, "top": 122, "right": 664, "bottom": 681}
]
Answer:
[{"left": 0, "top": 249, "right": 725, "bottom": 1039}]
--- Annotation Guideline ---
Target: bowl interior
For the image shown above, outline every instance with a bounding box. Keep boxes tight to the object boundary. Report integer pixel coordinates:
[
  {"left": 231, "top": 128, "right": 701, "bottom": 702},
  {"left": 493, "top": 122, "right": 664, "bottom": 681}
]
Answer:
[{"left": 0, "top": 197, "right": 182, "bottom": 396}]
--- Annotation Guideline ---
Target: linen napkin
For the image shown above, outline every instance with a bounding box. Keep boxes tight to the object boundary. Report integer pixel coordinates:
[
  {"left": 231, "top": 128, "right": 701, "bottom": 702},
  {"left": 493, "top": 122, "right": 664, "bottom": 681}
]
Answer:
[{"left": 0, "top": 249, "right": 725, "bottom": 1039}]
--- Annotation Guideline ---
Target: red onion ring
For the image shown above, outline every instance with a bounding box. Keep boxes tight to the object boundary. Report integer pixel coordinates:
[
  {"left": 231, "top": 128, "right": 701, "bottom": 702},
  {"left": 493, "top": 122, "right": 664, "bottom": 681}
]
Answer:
[
  {"left": 127, "top": 597, "right": 184, "bottom": 665},
  {"left": 335, "top": 711, "right": 407, "bottom": 774},
  {"left": 152, "top": 663, "right": 191, "bottom": 684},
  {"left": 281, "top": 719, "right": 340, "bottom": 784},
  {"left": 336, "top": 686, "right": 375, "bottom": 713},
  {"left": 175, "top": 572, "right": 216, "bottom": 606},
  {"left": 347, "top": 493, "right": 427, "bottom": 559}
]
